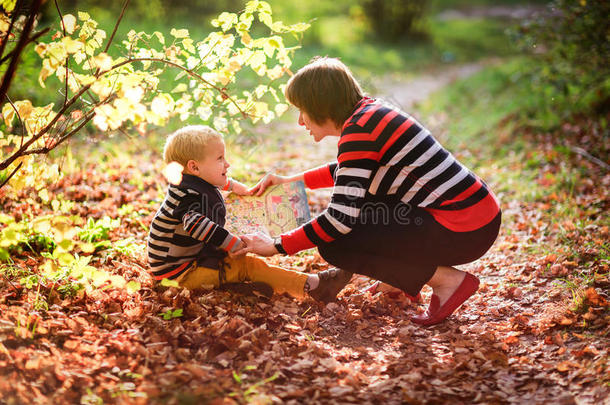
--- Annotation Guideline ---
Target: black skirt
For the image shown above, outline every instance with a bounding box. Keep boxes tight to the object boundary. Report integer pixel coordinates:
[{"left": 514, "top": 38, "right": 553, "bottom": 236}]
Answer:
[{"left": 317, "top": 204, "right": 501, "bottom": 296}]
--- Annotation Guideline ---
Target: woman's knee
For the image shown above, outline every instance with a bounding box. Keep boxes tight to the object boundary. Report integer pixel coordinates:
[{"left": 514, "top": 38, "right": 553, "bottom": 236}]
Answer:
[{"left": 317, "top": 244, "right": 347, "bottom": 267}]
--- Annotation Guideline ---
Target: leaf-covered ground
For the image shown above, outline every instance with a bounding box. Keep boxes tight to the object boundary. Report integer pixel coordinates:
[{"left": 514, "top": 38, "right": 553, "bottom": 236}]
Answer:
[{"left": 1, "top": 85, "right": 608, "bottom": 403}]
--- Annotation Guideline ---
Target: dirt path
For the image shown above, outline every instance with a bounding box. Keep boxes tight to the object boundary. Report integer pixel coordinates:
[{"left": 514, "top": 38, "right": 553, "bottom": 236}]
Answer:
[
  {"left": 436, "top": 5, "right": 547, "bottom": 21},
  {"left": 374, "top": 62, "right": 485, "bottom": 114}
]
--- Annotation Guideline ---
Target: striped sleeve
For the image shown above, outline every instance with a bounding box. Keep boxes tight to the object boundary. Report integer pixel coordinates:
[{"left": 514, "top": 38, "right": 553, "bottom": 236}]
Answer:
[
  {"left": 303, "top": 163, "right": 338, "bottom": 189},
  {"left": 182, "top": 211, "right": 242, "bottom": 253},
  {"left": 281, "top": 123, "right": 378, "bottom": 254}
]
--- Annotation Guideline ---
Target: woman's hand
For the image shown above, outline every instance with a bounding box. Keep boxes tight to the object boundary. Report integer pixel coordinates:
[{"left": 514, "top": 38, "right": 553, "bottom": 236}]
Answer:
[
  {"left": 248, "top": 173, "right": 287, "bottom": 196},
  {"left": 231, "top": 232, "right": 279, "bottom": 257},
  {"left": 230, "top": 180, "right": 252, "bottom": 196}
]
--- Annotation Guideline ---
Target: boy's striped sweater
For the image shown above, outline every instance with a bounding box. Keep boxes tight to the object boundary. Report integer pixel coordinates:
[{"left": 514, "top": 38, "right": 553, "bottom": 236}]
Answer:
[{"left": 147, "top": 174, "right": 241, "bottom": 280}]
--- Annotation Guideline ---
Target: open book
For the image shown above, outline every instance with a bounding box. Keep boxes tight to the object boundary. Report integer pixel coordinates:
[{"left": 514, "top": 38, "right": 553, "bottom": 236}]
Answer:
[{"left": 224, "top": 181, "right": 311, "bottom": 237}]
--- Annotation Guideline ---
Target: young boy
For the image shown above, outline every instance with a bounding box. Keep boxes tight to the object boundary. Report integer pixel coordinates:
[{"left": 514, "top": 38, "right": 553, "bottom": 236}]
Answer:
[{"left": 147, "top": 125, "right": 326, "bottom": 299}]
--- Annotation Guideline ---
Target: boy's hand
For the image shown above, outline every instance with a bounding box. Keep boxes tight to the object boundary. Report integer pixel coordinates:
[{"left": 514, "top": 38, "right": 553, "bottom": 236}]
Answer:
[
  {"left": 229, "top": 237, "right": 249, "bottom": 257},
  {"left": 231, "top": 232, "right": 278, "bottom": 256},
  {"left": 230, "top": 180, "right": 251, "bottom": 196},
  {"left": 249, "top": 173, "right": 286, "bottom": 196}
]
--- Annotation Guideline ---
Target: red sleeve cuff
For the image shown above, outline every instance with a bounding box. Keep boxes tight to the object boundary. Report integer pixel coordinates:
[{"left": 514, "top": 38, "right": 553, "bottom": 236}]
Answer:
[
  {"left": 303, "top": 164, "right": 335, "bottom": 189},
  {"left": 280, "top": 227, "right": 315, "bottom": 255}
]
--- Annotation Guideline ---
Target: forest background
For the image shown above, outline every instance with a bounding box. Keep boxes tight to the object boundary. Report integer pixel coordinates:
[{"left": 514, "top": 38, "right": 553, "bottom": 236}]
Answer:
[{"left": 0, "top": 0, "right": 608, "bottom": 403}]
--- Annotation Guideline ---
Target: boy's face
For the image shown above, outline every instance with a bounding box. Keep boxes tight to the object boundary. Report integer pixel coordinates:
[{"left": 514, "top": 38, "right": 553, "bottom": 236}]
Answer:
[{"left": 186, "top": 138, "right": 230, "bottom": 187}]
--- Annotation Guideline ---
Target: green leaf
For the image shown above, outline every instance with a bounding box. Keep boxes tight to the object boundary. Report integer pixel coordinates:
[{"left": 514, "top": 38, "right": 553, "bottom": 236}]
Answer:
[
  {"left": 249, "top": 50, "right": 266, "bottom": 69},
  {"left": 153, "top": 31, "right": 165, "bottom": 44},
  {"left": 110, "top": 275, "right": 126, "bottom": 288},
  {"left": 216, "top": 12, "right": 238, "bottom": 32},
  {"left": 0, "top": 248, "right": 9, "bottom": 262},
  {"left": 232, "top": 370, "right": 242, "bottom": 384},
  {"left": 79, "top": 242, "right": 96, "bottom": 254},
  {"left": 257, "top": 1, "right": 272, "bottom": 14},
  {"left": 56, "top": 252, "right": 75, "bottom": 266},
  {"left": 0, "top": 214, "right": 14, "bottom": 224},
  {"left": 91, "top": 270, "right": 110, "bottom": 286},
  {"left": 170, "top": 28, "right": 189, "bottom": 39},
  {"left": 61, "top": 14, "right": 77, "bottom": 35},
  {"left": 125, "top": 281, "right": 141, "bottom": 294},
  {"left": 160, "top": 278, "right": 179, "bottom": 288},
  {"left": 0, "top": 0, "right": 17, "bottom": 13},
  {"left": 57, "top": 239, "right": 74, "bottom": 252},
  {"left": 32, "top": 218, "right": 51, "bottom": 234},
  {"left": 1, "top": 228, "right": 17, "bottom": 244},
  {"left": 171, "top": 83, "right": 188, "bottom": 93},
  {"left": 259, "top": 12, "right": 272, "bottom": 28},
  {"left": 245, "top": 0, "right": 258, "bottom": 14}
]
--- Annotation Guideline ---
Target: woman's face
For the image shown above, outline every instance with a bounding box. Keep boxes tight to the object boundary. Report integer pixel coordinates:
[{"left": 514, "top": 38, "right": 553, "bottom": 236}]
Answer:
[{"left": 298, "top": 110, "right": 340, "bottom": 142}]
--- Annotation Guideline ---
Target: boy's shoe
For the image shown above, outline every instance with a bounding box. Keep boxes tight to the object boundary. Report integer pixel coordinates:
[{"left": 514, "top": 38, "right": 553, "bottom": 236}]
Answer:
[
  {"left": 220, "top": 282, "right": 274, "bottom": 299},
  {"left": 309, "top": 268, "right": 353, "bottom": 304}
]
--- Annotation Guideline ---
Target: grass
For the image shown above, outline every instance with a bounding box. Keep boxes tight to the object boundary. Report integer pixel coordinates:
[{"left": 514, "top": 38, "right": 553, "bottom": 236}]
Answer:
[
  {"left": 428, "top": 0, "right": 550, "bottom": 12},
  {"left": 420, "top": 57, "right": 568, "bottom": 154}
]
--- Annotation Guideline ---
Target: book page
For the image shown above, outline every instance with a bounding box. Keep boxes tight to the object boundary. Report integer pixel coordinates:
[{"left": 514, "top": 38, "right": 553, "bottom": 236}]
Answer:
[{"left": 224, "top": 181, "right": 311, "bottom": 237}]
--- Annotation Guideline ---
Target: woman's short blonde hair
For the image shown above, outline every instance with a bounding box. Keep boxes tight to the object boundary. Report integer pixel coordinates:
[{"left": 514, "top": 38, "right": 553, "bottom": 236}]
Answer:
[
  {"left": 163, "top": 125, "right": 223, "bottom": 165},
  {"left": 284, "top": 57, "right": 364, "bottom": 127}
]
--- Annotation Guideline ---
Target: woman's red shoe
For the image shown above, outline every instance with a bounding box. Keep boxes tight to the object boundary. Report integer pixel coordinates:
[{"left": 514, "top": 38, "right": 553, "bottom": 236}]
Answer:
[{"left": 411, "top": 273, "right": 480, "bottom": 326}]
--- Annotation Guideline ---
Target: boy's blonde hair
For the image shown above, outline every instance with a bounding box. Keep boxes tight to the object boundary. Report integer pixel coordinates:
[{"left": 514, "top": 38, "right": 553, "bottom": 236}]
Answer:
[
  {"left": 285, "top": 57, "right": 363, "bottom": 127},
  {"left": 163, "top": 125, "right": 223, "bottom": 165}
]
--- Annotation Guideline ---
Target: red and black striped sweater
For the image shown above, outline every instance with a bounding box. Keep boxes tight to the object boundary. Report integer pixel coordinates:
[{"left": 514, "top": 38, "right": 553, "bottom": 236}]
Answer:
[{"left": 280, "top": 97, "right": 500, "bottom": 255}]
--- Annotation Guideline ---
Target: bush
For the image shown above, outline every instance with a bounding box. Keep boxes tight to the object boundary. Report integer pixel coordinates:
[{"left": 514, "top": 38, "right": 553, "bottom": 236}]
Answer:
[
  {"left": 360, "top": 0, "right": 428, "bottom": 41},
  {"left": 517, "top": 0, "right": 610, "bottom": 114}
]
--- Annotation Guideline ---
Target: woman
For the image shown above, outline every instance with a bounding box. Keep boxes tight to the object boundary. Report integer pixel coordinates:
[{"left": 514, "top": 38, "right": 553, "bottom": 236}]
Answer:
[{"left": 234, "top": 57, "right": 501, "bottom": 326}]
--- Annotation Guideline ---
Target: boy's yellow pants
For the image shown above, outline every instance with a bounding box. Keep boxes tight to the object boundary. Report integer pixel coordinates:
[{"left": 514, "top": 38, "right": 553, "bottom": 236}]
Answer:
[{"left": 178, "top": 254, "right": 308, "bottom": 299}]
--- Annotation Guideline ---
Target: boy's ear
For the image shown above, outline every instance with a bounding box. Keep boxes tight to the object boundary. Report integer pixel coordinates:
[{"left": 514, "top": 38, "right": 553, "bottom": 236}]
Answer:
[{"left": 185, "top": 159, "right": 198, "bottom": 174}]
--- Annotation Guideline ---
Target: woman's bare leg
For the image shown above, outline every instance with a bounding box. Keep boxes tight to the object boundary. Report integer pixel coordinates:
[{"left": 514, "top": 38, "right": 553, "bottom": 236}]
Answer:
[{"left": 425, "top": 266, "right": 467, "bottom": 306}]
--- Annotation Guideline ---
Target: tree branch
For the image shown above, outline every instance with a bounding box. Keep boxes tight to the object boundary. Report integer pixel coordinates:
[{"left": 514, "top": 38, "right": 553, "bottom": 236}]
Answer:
[
  {"left": 0, "top": 3, "right": 19, "bottom": 64},
  {"left": 0, "top": 83, "right": 93, "bottom": 171},
  {"left": 0, "top": 28, "right": 50, "bottom": 66},
  {"left": 0, "top": 50, "right": 253, "bottom": 174},
  {"left": 570, "top": 146, "right": 610, "bottom": 171},
  {"left": 53, "top": 0, "right": 69, "bottom": 107},
  {"left": 0, "top": 0, "right": 44, "bottom": 102},
  {"left": 17, "top": 92, "right": 117, "bottom": 158},
  {"left": 104, "top": 0, "right": 131, "bottom": 53},
  {"left": 0, "top": 161, "right": 22, "bottom": 189},
  {"left": 22, "top": 110, "right": 95, "bottom": 156},
  {"left": 4, "top": 95, "right": 26, "bottom": 146},
  {"left": 0, "top": 3, "right": 254, "bottom": 179},
  {"left": 111, "top": 57, "right": 249, "bottom": 118}
]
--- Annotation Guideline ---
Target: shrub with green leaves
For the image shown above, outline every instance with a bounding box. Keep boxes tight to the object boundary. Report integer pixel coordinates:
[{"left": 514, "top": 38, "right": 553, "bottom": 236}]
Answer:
[
  {"left": 516, "top": 0, "right": 610, "bottom": 114},
  {"left": 360, "top": 0, "right": 428, "bottom": 41},
  {"left": 78, "top": 216, "right": 119, "bottom": 243},
  {"left": 0, "top": 212, "right": 141, "bottom": 304}
]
